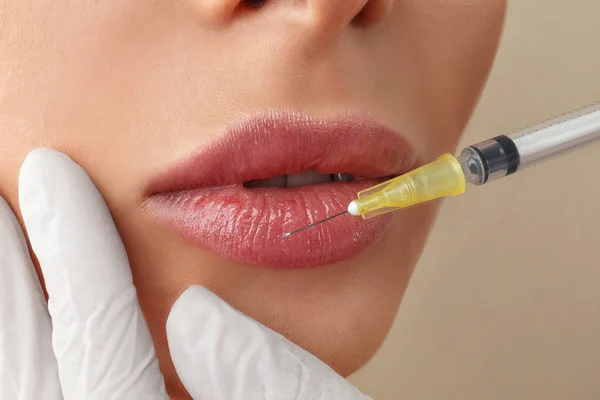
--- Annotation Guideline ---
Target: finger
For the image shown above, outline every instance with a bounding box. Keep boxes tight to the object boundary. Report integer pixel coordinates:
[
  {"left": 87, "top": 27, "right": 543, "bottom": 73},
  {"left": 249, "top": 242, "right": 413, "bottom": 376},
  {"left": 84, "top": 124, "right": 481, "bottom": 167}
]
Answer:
[
  {"left": 19, "top": 148, "right": 167, "bottom": 400},
  {"left": 167, "top": 286, "right": 371, "bottom": 400},
  {"left": 0, "top": 197, "right": 62, "bottom": 400}
]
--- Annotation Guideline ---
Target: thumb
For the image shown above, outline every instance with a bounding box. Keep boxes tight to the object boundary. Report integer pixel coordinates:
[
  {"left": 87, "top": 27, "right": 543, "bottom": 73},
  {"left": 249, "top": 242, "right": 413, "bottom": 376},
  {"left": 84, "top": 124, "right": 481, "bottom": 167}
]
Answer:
[{"left": 167, "top": 286, "right": 370, "bottom": 400}]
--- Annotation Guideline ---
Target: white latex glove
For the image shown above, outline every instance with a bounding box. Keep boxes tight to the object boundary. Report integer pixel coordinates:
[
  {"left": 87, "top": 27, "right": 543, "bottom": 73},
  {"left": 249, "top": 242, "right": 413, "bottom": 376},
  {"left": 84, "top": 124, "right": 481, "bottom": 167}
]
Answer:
[{"left": 0, "top": 148, "right": 369, "bottom": 400}]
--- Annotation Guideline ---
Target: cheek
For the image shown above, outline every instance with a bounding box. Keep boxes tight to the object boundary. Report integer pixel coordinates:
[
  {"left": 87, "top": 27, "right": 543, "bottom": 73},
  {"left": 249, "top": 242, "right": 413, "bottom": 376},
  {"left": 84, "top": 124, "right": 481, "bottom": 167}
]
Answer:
[
  {"left": 0, "top": 1, "right": 172, "bottom": 210},
  {"left": 386, "top": 0, "right": 507, "bottom": 155},
  {"left": 0, "top": 142, "right": 23, "bottom": 205}
]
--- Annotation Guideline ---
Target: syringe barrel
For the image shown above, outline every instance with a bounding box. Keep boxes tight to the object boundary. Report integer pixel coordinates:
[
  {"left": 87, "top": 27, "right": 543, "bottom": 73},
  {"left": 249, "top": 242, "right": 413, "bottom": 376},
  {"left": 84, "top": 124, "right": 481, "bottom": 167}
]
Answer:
[
  {"left": 510, "top": 103, "right": 600, "bottom": 167},
  {"left": 461, "top": 103, "right": 600, "bottom": 186}
]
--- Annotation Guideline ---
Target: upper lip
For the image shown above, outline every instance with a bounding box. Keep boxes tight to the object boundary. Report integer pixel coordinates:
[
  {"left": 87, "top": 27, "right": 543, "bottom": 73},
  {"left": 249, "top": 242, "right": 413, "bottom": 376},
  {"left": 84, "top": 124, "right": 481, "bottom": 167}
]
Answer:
[{"left": 147, "top": 110, "right": 418, "bottom": 195}]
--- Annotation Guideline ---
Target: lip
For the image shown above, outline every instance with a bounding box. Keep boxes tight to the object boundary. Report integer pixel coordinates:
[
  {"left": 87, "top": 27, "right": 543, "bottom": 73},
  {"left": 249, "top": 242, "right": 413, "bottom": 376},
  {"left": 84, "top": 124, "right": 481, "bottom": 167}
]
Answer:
[{"left": 144, "top": 111, "right": 418, "bottom": 269}]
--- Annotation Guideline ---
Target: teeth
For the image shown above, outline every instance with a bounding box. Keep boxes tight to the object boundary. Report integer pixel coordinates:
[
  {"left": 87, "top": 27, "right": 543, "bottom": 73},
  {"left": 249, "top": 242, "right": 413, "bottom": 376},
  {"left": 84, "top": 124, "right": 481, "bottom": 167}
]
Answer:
[
  {"left": 286, "top": 171, "right": 331, "bottom": 188},
  {"left": 244, "top": 171, "right": 355, "bottom": 188},
  {"left": 244, "top": 175, "right": 286, "bottom": 188},
  {"left": 332, "top": 173, "right": 354, "bottom": 182}
]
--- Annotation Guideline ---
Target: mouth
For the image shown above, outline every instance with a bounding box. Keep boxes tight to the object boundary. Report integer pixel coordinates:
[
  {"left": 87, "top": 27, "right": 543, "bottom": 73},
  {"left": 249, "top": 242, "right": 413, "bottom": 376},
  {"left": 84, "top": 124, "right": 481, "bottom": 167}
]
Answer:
[{"left": 144, "top": 111, "right": 418, "bottom": 269}]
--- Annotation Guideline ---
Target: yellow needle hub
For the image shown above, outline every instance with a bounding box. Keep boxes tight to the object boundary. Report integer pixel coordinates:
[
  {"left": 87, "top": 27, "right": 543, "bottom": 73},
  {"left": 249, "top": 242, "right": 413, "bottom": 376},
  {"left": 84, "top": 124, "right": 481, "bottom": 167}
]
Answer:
[{"left": 348, "top": 154, "right": 466, "bottom": 219}]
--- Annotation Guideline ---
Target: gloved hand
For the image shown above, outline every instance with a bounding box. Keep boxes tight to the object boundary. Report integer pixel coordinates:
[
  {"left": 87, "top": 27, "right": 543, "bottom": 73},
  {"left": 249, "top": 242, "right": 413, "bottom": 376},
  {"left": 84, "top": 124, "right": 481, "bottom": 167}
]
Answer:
[{"left": 0, "top": 148, "right": 370, "bottom": 400}]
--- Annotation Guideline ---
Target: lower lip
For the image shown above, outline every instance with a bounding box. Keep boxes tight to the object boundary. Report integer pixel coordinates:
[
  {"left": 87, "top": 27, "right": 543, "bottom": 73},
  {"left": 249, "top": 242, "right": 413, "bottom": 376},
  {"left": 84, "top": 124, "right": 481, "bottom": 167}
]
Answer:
[{"left": 145, "top": 180, "right": 392, "bottom": 269}]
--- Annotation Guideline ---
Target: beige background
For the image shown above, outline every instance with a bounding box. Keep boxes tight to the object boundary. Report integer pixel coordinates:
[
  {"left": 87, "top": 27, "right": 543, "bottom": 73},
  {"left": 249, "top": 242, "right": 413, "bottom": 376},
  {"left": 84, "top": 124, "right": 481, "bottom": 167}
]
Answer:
[{"left": 349, "top": 1, "right": 600, "bottom": 399}]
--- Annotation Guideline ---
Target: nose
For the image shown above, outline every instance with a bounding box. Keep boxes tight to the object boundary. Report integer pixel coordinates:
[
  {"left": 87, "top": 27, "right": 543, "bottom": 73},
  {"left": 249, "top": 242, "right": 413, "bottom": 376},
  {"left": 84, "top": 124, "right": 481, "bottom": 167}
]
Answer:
[{"left": 189, "top": 0, "right": 394, "bottom": 30}]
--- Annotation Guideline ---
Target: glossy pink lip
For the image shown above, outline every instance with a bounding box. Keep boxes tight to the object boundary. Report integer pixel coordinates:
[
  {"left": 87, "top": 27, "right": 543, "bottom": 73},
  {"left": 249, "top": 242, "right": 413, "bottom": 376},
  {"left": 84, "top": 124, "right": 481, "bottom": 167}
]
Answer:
[{"left": 144, "top": 111, "right": 418, "bottom": 269}]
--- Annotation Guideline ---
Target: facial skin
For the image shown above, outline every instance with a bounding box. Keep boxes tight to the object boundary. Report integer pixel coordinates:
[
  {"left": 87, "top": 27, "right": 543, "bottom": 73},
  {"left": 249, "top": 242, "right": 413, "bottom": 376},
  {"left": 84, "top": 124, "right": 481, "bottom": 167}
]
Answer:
[{"left": 0, "top": 1, "right": 506, "bottom": 398}]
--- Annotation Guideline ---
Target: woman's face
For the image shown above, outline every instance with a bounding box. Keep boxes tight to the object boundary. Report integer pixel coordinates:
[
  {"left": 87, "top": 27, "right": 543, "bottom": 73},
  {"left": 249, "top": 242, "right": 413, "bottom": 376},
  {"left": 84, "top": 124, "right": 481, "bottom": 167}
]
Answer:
[{"left": 1, "top": 1, "right": 506, "bottom": 398}]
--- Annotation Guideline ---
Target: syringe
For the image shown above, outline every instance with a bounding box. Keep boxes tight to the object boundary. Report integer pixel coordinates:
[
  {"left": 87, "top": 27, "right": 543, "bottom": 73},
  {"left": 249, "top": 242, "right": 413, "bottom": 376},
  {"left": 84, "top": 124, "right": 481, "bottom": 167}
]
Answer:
[{"left": 283, "top": 103, "right": 600, "bottom": 237}]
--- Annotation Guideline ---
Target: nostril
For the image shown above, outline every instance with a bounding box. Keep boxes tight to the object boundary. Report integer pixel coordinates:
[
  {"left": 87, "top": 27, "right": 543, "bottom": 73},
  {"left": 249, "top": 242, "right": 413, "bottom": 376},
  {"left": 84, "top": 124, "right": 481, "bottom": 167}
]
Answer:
[
  {"left": 351, "top": 1, "right": 393, "bottom": 28},
  {"left": 352, "top": 5, "right": 369, "bottom": 26},
  {"left": 241, "top": 0, "right": 267, "bottom": 10}
]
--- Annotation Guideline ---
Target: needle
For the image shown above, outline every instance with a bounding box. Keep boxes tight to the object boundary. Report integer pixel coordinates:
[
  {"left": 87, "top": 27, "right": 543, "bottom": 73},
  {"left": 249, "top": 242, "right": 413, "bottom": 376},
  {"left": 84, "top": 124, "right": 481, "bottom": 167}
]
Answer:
[{"left": 282, "top": 211, "right": 349, "bottom": 238}]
